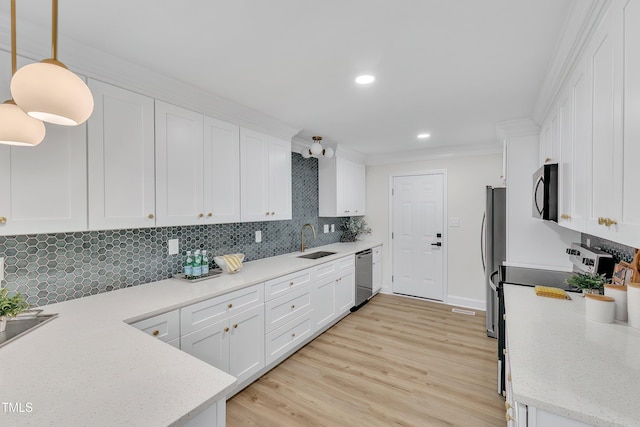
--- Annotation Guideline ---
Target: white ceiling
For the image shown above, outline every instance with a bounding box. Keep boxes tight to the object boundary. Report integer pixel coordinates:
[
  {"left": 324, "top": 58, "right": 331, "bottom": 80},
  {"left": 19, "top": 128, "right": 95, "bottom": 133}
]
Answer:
[{"left": 1, "top": 0, "right": 575, "bottom": 156}]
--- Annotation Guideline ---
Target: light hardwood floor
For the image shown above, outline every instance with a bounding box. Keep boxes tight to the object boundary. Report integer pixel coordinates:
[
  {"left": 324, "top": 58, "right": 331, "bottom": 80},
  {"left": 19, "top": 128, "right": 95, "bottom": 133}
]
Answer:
[{"left": 227, "top": 293, "right": 505, "bottom": 426}]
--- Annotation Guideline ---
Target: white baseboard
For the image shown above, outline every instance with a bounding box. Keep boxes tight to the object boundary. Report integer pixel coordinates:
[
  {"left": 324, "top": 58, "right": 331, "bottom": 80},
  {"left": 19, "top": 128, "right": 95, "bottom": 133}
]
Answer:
[{"left": 446, "top": 296, "right": 486, "bottom": 312}]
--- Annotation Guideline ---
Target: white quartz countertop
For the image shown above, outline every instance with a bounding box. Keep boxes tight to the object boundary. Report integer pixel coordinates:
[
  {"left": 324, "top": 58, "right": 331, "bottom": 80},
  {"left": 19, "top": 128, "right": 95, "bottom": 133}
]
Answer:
[
  {"left": 0, "top": 241, "right": 381, "bottom": 426},
  {"left": 504, "top": 284, "right": 640, "bottom": 427}
]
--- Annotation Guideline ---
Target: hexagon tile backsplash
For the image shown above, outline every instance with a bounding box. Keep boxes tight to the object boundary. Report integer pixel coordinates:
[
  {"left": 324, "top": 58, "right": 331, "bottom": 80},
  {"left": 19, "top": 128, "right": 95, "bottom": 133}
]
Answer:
[{"left": 0, "top": 153, "right": 348, "bottom": 307}]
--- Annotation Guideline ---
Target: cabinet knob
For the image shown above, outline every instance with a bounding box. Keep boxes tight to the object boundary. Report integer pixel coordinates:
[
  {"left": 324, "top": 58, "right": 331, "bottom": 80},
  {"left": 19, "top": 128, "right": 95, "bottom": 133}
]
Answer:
[
  {"left": 604, "top": 218, "right": 617, "bottom": 227},
  {"left": 233, "top": 324, "right": 238, "bottom": 329},
  {"left": 227, "top": 303, "right": 233, "bottom": 309},
  {"left": 148, "top": 214, "right": 154, "bottom": 219},
  {"left": 198, "top": 213, "right": 204, "bottom": 218},
  {"left": 271, "top": 211, "right": 275, "bottom": 215},
  {"left": 289, "top": 281, "right": 294, "bottom": 287},
  {"left": 266, "top": 212, "right": 270, "bottom": 216},
  {"left": 291, "top": 332, "right": 296, "bottom": 338},
  {"left": 544, "top": 157, "right": 552, "bottom": 163},
  {"left": 598, "top": 217, "right": 606, "bottom": 225},
  {"left": 0, "top": 216, "right": 6, "bottom": 224},
  {"left": 291, "top": 305, "right": 295, "bottom": 310},
  {"left": 505, "top": 402, "right": 511, "bottom": 410},
  {"left": 561, "top": 214, "right": 571, "bottom": 220},
  {"left": 506, "top": 413, "right": 513, "bottom": 422},
  {"left": 224, "top": 327, "right": 229, "bottom": 332},
  {"left": 152, "top": 330, "right": 159, "bottom": 336},
  {"left": 207, "top": 212, "right": 212, "bottom": 217}
]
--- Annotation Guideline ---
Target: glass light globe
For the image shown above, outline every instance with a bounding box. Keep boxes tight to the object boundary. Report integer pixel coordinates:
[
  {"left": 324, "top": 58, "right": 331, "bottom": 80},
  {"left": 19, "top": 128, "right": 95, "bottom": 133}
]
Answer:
[
  {"left": 0, "top": 101, "right": 46, "bottom": 146},
  {"left": 322, "top": 147, "right": 334, "bottom": 158},
  {"left": 301, "top": 147, "right": 311, "bottom": 158},
  {"left": 310, "top": 142, "right": 323, "bottom": 156},
  {"left": 11, "top": 60, "right": 94, "bottom": 126}
]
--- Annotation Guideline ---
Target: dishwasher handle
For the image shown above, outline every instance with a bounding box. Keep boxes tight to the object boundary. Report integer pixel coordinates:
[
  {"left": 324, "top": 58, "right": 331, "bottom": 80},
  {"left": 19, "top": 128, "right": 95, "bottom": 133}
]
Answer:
[{"left": 356, "top": 249, "right": 372, "bottom": 258}]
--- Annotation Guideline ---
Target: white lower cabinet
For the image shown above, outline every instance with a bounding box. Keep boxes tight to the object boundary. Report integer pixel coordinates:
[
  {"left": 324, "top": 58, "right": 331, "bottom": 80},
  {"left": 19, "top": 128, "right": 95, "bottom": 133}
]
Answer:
[
  {"left": 313, "top": 255, "right": 356, "bottom": 331},
  {"left": 265, "top": 284, "right": 313, "bottom": 333},
  {"left": 313, "top": 274, "right": 337, "bottom": 331},
  {"left": 372, "top": 246, "right": 382, "bottom": 294},
  {"left": 180, "top": 284, "right": 265, "bottom": 385},
  {"left": 265, "top": 311, "right": 314, "bottom": 365},
  {"left": 130, "top": 310, "right": 180, "bottom": 344}
]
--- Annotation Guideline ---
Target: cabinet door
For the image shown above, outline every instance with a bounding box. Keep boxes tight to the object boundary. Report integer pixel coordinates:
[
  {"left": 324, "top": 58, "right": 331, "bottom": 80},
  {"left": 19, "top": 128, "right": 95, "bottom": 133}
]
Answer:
[
  {"left": 240, "top": 128, "right": 270, "bottom": 222},
  {"left": 619, "top": 0, "right": 640, "bottom": 246},
  {"left": 88, "top": 80, "right": 155, "bottom": 230},
  {"left": 335, "top": 270, "right": 355, "bottom": 314},
  {"left": 313, "top": 275, "right": 336, "bottom": 331},
  {"left": 180, "top": 317, "right": 230, "bottom": 373},
  {"left": 335, "top": 157, "right": 352, "bottom": 215},
  {"left": 352, "top": 161, "right": 366, "bottom": 216},
  {"left": 558, "top": 86, "right": 574, "bottom": 229},
  {"left": 372, "top": 260, "right": 382, "bottom": 294},
  {"left": 570, "top": 59, "right": 590, "bottom": 231},
  {"left": 267, "top": 137, "right": 292, "bottom": 220},
  {"left": 155, "top": 101, "right": 204, "bottom": 226},
  {"left": 229, "top": 305, "right": 265, "bottom": 384},
  {"left": 0, "top": 122, "right": 87, "bottom": 236},
  {"left": 587, "top": 6, "right": 624, "bottom": 237},
  {"left": 203, "top": 116, "right": 240, "bottom": 224}
]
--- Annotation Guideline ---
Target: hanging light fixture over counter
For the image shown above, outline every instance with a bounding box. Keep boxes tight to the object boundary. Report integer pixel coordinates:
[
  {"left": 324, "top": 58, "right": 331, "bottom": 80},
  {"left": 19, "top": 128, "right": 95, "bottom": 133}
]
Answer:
[
  {"left": 301, "top": 136, "right": 334, "bottom": 159},
  {"left": 11, "top": 0, "right": 93, "bottom": 126},
  {"left": 0, "top": 0, "right": 46, "bottom": 146}
]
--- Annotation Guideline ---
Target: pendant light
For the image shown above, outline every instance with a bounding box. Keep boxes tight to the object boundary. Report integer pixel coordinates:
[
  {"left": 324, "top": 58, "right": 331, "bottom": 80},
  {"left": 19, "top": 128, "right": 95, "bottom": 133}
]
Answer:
[
  {"left": 0, "top": 0, "right": 45, "bottom": 146},
  {"left": 11, "top": 0, "right": 93, "bottom": 126},
  {"left": 301, "top": 136, "right": 334, "bottom": 159}
]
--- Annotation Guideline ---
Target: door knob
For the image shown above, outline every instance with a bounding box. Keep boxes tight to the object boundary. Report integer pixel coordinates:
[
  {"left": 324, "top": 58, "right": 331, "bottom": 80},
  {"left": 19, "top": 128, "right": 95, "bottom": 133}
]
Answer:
[{"left": 431, "top": 242, "right": 442, "bottom": 247}]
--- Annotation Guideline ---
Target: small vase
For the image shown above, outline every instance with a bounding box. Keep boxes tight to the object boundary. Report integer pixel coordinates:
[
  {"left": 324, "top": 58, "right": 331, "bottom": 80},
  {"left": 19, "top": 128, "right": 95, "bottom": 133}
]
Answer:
[{"left": 0, "top": 316, "right": 7, "bottom": 333}]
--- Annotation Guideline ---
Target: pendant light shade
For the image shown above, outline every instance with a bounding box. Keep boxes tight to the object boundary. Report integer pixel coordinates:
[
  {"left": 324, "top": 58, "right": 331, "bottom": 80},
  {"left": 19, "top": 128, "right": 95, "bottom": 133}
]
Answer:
[
  {"left": 10, "top": 0, "right": 93, "bottom": 126},
  {"left": 0, "top": 101, "right": 46, "bottom": 146},
  {"left": 11, "top": 60, "right": 94, "bottom": 126},
  {"left": 0, "top": 0, "right": 46, "bottom": 146}
]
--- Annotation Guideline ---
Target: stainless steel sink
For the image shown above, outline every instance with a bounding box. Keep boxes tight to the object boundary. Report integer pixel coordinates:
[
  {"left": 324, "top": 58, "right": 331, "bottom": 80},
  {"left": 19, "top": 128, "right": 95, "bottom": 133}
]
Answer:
[
  {"left": 0, "top": 312, "right": 58, "bottom": 348},
  {"left": 297, "top": 251, "right": 336, "bottom": 260}
]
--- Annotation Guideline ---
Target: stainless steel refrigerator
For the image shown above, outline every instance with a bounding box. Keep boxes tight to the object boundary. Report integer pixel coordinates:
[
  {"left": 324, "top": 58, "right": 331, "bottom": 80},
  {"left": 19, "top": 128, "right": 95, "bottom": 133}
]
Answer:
[{"left": 482, "top": 186, "right": 506, "bottom": 338}]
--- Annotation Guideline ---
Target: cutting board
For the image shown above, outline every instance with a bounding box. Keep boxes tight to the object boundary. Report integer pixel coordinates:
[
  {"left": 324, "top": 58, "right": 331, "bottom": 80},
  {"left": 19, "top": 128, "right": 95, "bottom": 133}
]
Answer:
[{"left": 620, "top": 249, "right": 640, "bottom": 283}]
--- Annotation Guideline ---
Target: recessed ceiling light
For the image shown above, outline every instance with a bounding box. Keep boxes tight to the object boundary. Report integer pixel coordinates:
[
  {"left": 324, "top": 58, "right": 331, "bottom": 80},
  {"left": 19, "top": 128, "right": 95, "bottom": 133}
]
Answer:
[
  {"left": 355, "top": 75, "right": 375, "bottom": 85},
  {"left": 417, "top": 133, "right": 431, "bottom": 139}
]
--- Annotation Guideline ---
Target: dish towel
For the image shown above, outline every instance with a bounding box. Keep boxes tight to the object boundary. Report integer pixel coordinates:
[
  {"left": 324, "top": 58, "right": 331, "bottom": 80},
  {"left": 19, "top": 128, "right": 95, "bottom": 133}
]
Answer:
[
  {"left": 534, "top": 286, "right": 571, "bottom": 300},
  {"left": 222, "top": 254, "right": 243, "bottom": 273}
]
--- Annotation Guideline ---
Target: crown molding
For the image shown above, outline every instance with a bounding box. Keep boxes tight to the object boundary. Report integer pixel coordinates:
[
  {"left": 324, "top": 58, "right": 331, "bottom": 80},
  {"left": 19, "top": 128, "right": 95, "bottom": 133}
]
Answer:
[
  {"left": 0, "top": 15, "right": 300, "bottom": 141},
  {"left": 532, "top": 0, "right": 611, "bottom": 124},
  {"left": 495, "top": 118, "right": 540, "bottom": 142},
  {"left": 364, "top": 142, "right": 502, "bottom": 166}
]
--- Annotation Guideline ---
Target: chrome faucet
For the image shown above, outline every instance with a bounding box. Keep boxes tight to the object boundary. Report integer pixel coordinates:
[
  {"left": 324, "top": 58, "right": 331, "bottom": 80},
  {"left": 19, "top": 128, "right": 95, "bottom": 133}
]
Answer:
[{"left": 301, "top": 223, "right": 316, "bottom": 252}]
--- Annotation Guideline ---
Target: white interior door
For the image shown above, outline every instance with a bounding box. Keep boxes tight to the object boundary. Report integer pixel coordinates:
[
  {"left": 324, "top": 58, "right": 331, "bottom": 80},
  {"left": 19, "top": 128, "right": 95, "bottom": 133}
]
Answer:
[{"left": 392, "top": 174, "right": 445, "bottom": 301}]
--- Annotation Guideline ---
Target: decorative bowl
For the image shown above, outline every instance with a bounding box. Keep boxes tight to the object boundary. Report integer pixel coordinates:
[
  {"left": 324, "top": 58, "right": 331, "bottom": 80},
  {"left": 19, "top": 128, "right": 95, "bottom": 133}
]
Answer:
[{"left": 213, "top": 253, "right": 245, "bottom": 274}]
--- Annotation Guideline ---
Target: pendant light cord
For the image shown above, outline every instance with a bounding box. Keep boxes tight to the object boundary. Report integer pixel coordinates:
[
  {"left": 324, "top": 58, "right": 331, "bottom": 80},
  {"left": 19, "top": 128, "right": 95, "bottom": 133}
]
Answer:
[
  {"left": 51, "top": 0, "right": 58, "bottom": 60},
  {"left": 10, "top": 0, "right": 16, "bottom": 75}
]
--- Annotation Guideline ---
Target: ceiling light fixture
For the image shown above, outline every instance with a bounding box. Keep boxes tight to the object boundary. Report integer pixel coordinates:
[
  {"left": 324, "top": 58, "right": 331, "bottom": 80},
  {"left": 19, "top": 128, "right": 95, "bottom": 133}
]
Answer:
[
  {"left": 355, "top": 75, "right": 375, "bottom": 85},
  {"left": 11, "top": 0, "right": 94, "bottom": 126},
  {"left": 301, "top": 136, "right": 334, "bottom": 159},
  {"left": 417, "top": 133, "right": 431, "bottom": 139},
  {"left": 0, "top": 0, "right": 46, "bottom": 146}
]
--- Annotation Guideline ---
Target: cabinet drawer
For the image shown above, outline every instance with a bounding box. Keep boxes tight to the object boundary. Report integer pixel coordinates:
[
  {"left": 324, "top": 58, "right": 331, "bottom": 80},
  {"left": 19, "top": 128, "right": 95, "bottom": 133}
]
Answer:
[
  {"left": 264, "top": 268, "right": 312, "bottom": 301},
  {"left": 181, "top": 284, "right": 264, "bottom": 335},
  {"left": 336, "top": 255, "right": 355, "bottom": 271},
  {"left": 315, "top": 260, "right": 338, "bottom": 280},
  {"left": 130, "top": 310, "right": 180, "bottom": 343},
  {"left": 265, "top": 285, "right": 313, "bottom": 333},
  {"left": 265, "top": 312, "right": 313, "bottom": 366},
  {"left": 372, "top": 246, "right": 382, "bottom": 262}
]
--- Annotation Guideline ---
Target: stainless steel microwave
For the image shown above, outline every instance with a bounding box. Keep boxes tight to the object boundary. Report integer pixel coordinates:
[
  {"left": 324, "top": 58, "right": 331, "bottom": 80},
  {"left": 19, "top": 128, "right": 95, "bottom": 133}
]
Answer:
[{"left": 532, "top": 163, "right": 558, "bottom": 221}]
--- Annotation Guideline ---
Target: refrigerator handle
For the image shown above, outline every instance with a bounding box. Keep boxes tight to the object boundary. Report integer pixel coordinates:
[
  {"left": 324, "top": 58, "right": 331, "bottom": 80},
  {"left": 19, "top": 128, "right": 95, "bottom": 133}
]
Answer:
[{"left": 481, "top": 212, "right": 486, "bottom": 272}]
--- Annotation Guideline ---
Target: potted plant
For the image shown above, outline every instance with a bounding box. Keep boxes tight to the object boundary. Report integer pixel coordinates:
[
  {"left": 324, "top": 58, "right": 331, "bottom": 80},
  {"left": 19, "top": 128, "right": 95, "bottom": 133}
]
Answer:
[
  {"left": 565, "top": 272, "right": 607, "bottom": 294},
  {"left": 340, "top": 217, "right": 372, "bottom": 242},
  {"left": 0, "top": 288, "right": 30, "bottom": 333}
]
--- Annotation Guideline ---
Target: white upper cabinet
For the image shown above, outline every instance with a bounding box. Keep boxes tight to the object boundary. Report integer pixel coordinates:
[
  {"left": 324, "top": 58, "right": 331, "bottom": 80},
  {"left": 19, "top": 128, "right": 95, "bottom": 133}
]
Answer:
[
  {"left": 88, "top": 80, "right": 156, "bottom": 230},
  {"left": 240, "top": 128, "right": 291, "bottom": 222},
  {"left": 203, "top": 116, "right": 241, "bottom": 223},
  {"left": 319, "top": 157, "right": 366, "bottom": 217},
  {"left": 0, "top": 124, "right": 87, "bottom": 236},
  {"left": 156, "top": 101, "right": 241, "bottom": 227},
  {"left": 155, "top": 101, "right": 205, "bottom": 227}
]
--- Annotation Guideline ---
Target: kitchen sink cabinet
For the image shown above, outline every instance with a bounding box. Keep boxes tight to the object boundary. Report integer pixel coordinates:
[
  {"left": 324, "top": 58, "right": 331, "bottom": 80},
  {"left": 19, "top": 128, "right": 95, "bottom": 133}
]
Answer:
[
  {"left": 0, "top": 113, "right": 87, "bottom": 236},
  {"left": 155, "top": 101, "right": 241, "bottom": 227},
  {"left": 88, "top": 79, "right": 156, "bottom": 230},
  {"left": 240, "top": 128, "right": 292, "bottom": 222},
  {"left": 318, "top": 156, "right": 366, "bottom": 217}
]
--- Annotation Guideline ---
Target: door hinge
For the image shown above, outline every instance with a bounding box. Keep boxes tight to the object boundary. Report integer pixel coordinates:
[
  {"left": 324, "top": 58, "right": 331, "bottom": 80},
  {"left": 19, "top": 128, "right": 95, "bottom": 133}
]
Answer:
[
  {"left": 392, "top": 189, "right": 394, "bottom": 196},
  {"left": 392, "top": 275, "right": 394, "bottom": 282},
  {"left": 392, "top": 232, "right": 394, "bottom": 239}
]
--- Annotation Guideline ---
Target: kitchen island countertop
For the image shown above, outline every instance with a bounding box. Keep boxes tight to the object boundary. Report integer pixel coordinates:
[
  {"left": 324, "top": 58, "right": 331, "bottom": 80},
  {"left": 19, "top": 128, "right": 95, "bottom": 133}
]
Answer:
[
  {"left": 0, "top": 240, "right": 381, "bottom": 426},
  {"left": 504, "top": 284, "right": 640, "bottom": 427}
]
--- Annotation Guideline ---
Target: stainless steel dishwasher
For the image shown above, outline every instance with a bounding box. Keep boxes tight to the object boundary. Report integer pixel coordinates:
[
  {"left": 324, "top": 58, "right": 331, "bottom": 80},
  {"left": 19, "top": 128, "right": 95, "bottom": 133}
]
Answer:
[{"left": 353, "top": 249, "right": 373, "bottom": 310}]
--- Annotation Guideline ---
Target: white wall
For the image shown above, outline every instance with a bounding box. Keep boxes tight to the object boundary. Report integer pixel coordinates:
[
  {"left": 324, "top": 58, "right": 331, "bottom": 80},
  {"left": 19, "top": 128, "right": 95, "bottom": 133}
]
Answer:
[{"left": 366, "top": 154, "right": 503, "bottom": 310}]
